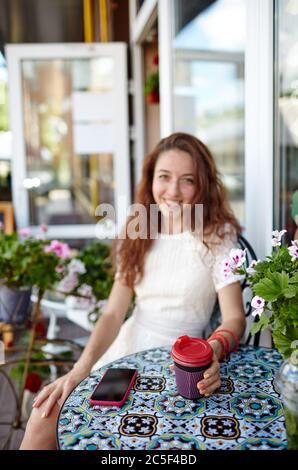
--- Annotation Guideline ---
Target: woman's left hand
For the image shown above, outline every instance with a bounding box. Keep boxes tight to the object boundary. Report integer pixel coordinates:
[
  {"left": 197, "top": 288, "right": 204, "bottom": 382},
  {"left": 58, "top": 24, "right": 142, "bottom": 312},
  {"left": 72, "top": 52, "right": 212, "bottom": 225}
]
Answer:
[{"left": 197, "top": 352, "right": 221, "bottom": 397}]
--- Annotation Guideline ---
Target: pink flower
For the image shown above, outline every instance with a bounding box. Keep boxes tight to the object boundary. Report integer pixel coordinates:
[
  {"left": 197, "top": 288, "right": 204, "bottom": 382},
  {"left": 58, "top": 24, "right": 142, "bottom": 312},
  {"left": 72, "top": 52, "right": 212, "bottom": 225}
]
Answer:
[
  {"left": 251, "top": 296, "right": 265, "bottom": 317},
  {"left": 40, "top": 224, "right": 48, "bottom": 233},
  {"left": 288, "top": 240, "right": 298, "bottom": 261},
  {"left": 55, "top": 265, "right": 65, "bottom": 273},
  {"left": 229, "top": 248, "right": 246, "bottom": 268},
  {"left": 19, "top": 227, "right": 31, "bottom": 237},
  {"left": 35, "top": 234, "right": 45, "bottom": 240},
  {"left": 44, "top": 240, "right": 71, "bottom": 259}
]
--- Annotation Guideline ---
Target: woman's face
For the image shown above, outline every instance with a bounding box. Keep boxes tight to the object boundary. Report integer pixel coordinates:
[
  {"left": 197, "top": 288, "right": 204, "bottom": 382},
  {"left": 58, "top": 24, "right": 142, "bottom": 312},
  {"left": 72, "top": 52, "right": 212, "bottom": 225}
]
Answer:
[{"left": 152, "top": 149, "right": 196, "bottom": 220}]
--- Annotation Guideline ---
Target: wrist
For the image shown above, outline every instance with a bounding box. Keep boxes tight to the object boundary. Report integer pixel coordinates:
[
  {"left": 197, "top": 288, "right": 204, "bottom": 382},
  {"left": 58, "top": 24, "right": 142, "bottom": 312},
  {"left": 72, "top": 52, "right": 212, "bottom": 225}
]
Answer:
[
  {"left": 207, "top": 339, "right": 222, "bottom": 360},
  {"left": 72, "top": 361, "right": 92, "bottom": 377}
]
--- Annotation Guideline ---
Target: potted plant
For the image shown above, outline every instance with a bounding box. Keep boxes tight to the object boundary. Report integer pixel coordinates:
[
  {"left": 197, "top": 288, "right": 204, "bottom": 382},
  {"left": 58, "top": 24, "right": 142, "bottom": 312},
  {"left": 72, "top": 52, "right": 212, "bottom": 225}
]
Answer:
[
  {"left": 0, "top": 223, "right": 72, "bottom": 425},
  {"left": 144, "top": 71, "right": 159, "bottom": 104},
  {"left": 223, "top": 230, "right": 298, "bottom": 449},
  {"left": 0, "top": 224, "right": 71, "bottom": 322},
  {"left": 58, "top": 240, "right": 114, "bottom": 325}
]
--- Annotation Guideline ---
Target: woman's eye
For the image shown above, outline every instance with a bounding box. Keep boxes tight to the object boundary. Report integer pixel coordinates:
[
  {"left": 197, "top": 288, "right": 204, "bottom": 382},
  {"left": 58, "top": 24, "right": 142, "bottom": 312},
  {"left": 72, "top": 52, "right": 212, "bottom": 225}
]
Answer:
[
  {"left": 183, "top": 178, "right": 194, "bottom": 184},
  {"left": 159, "top": 174, "right": 168, "bottom": 180}
]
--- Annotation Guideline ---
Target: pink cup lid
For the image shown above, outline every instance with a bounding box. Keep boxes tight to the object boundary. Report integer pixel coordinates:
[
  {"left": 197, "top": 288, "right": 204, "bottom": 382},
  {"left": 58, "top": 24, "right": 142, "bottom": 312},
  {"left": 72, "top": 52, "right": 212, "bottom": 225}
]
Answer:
[{"left": 171, "top": 335, "right": 213, "bottom": 368}]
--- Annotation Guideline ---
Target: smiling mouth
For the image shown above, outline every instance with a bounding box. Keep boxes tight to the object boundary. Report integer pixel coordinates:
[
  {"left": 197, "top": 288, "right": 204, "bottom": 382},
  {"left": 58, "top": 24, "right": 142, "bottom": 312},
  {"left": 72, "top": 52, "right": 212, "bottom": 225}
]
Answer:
[{"left": 162, "top": 199, "right": 183, "bottom": 210}]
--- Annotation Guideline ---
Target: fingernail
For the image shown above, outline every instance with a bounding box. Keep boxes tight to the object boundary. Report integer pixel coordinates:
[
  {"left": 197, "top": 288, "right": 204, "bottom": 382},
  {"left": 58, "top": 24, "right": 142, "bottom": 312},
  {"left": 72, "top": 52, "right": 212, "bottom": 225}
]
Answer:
[
  {"left": 204, "top": 373, "right": 210, "bottom": 379},
  {"left": 41, "top": 412, "right": 47, "bottom": 418},
  {"left": 205, "top": 392, "right": 211, "bottom": 397}
]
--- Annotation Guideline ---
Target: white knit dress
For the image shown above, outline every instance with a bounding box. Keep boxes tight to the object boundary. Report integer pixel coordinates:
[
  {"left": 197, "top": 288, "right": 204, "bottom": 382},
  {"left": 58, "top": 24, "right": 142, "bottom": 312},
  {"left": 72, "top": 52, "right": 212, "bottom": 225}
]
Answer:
[{"left": 92, "top": 231, "right": 242, "bottom": 370}]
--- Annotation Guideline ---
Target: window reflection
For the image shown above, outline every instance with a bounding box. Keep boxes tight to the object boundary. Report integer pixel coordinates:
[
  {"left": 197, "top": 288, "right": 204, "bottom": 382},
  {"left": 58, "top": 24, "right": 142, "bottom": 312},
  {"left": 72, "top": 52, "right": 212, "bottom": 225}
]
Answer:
[
  {"left": 274, "top": 0, "right": 298, "bottom": 240},
  {"left": 172, "top": 0, "right": 246, "bottom": 225},
  {"left": 21, "top": 58, "right": 115, "bottom": 226}
]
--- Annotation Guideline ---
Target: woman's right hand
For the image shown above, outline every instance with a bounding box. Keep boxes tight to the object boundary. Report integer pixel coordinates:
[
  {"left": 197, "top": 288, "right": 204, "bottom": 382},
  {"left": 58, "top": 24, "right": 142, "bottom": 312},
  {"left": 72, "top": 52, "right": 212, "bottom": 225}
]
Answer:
[{"left": 32, "top": 366, "right": 89, "bottom": 418}]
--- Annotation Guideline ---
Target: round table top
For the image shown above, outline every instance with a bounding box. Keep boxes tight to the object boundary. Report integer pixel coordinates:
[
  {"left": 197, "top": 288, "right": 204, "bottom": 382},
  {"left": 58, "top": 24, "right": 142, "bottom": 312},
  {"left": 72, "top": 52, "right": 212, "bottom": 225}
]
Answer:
[{"left": 56, "top": 345, "right": 287, "bottom": 450}]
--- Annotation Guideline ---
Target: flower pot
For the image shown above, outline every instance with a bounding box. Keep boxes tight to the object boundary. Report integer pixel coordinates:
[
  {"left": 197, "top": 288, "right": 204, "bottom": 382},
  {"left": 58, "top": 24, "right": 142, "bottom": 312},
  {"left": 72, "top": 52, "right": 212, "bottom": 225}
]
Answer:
[
  {"left": 0, "top": 285, "right": 32, "bottom": 323},
  {"left": 275, "top": 358, "right": 298, "bottom": 450},
  {"left": 146, "top": 90, "right": 160, "bottom": 104}
]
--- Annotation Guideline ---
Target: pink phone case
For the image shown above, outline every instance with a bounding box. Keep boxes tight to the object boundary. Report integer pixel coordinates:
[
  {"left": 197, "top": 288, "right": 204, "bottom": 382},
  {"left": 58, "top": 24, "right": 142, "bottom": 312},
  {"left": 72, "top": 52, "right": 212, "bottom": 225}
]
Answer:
[{"left": 89, "top": 369, "right": 138, "bottom": 407}]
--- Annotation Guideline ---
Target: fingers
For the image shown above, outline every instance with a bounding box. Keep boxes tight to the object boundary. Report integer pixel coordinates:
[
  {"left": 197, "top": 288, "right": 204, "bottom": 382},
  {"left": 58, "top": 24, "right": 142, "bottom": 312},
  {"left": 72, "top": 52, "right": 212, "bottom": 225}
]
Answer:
[
  {"left": 32, "top": 384, "right": 54, "bottom": 408},
  {"left": 169, "top": 364, "right": 174, "bottom": 372},
  {"left": 41, "top": 390, "right": 61, "bottom": 418},
  {"left": 197, "top": 376, "right": 221, "bottom": 396},
  {"left": 32, "top": 383, "right": 63, "bottom": 418},
  {"left": 197, "top": 354, "right": 221, "bottom": 396},
  {"left": 204, "top": 354, "right": 220, "bottom": 378},
  {"left": 59, "top": 389, "right": 72, "bottom": 409}
]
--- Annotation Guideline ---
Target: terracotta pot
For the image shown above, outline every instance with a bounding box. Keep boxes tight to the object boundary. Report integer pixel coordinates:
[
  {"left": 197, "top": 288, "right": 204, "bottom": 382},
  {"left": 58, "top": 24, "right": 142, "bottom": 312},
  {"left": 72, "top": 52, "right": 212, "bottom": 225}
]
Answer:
[{"left": 146, "top": 90, "right": 160, "bottom": 104}]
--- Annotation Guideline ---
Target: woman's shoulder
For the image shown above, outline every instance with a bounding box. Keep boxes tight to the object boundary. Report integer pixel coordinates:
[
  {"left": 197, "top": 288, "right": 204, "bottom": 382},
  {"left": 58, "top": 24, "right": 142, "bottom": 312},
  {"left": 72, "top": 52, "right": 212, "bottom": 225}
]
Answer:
[{"left": 194, "top": 224, "right": 238, "bottom": 259}]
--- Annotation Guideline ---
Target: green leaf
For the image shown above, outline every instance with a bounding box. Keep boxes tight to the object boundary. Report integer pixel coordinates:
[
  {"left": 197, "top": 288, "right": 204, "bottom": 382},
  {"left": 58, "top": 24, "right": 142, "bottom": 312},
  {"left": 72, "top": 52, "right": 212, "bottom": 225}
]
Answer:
[
  {"left": 284, "top": 285, "right": 298, "bottom": 299},
  {"left": 254, "top": 271, "right": 289, "bottom": 301},
  {"left": 289, "top": 273, "right": 298, "bottom": 284},
  {"left": 250, "top": 313, "right": 270, "bottom": 334},
  {"left": 272, "top": 329, "right": 293, "bottom": 359}
]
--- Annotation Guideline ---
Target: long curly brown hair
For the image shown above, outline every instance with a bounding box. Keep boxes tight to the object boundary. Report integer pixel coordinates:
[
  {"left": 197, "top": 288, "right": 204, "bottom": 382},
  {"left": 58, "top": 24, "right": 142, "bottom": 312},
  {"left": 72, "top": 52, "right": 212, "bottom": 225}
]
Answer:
[{"left": 114, "top": 132, "right": 241, "bottom": 288}]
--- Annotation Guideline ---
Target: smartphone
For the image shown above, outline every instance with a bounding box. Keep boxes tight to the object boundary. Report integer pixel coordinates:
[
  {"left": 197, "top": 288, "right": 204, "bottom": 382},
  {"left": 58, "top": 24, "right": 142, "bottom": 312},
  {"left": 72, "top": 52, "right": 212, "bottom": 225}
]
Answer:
[{"left": 89, "top": 368, "right": 138, "bottom": 407}]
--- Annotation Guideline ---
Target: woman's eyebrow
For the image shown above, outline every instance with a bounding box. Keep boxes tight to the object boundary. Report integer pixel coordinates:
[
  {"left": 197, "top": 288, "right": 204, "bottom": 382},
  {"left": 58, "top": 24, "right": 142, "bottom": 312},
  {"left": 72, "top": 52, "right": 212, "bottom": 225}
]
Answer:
[{"left": 157, "top": 169, "right": 194, "bottom": 176}]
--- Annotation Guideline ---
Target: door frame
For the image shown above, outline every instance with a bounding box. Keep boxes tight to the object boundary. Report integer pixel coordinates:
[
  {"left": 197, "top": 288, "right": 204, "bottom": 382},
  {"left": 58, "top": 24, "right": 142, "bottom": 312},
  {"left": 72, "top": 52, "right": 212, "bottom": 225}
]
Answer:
[{"left": 6, "top": 42, "right": 130, "bottom": 239}]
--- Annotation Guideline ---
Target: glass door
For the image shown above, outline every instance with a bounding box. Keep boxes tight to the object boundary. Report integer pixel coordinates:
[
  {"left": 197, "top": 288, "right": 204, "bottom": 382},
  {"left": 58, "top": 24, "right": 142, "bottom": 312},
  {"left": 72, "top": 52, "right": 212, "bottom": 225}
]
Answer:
[{"left": 6, "top": 43, "right": 130, "bottom": 239}]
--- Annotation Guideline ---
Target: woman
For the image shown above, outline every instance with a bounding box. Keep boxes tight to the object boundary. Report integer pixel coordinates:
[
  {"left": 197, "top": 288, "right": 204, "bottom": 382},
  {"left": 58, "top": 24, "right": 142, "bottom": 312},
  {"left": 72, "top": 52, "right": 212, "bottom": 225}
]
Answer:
[{"left": 20, "top": 133, "right": 246, "bottom": 450}]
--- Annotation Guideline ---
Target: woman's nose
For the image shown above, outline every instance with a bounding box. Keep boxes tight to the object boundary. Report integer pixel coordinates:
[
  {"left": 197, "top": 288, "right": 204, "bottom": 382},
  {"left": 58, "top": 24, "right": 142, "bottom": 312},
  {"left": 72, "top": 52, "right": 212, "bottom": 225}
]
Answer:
[{"left": 167, "top": 180, "right": 180, "bottom": 197}]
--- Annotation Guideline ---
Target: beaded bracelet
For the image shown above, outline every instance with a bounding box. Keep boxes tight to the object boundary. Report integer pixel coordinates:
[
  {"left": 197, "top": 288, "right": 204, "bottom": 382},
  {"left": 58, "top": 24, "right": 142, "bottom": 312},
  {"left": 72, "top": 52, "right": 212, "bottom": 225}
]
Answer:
[
  {"left": 207, "top": 333, "right": 229, "bottom": 361},
  {"left": 207, "top": 336, "right": 226, "bottom": 361},
  {"left": 216, "top": 328, "right": 239, "bottom": 352}
]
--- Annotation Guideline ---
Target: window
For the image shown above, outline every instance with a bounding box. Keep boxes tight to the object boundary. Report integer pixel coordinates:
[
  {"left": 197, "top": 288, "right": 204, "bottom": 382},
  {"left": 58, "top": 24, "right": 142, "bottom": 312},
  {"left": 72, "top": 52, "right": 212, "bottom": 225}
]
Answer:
[
  {"left": 172, "top": 0, "right": 246, "bottom": 225},
  {"left": 274, "top": 0, "right": 298, "bottom": 240}
]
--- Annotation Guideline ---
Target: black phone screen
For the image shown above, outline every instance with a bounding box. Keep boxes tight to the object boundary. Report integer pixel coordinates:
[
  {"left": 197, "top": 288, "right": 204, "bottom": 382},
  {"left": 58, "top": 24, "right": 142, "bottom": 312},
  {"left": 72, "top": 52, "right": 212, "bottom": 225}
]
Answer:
[{"left": 90, "top": 368, "right": 137, "bottom": 402}]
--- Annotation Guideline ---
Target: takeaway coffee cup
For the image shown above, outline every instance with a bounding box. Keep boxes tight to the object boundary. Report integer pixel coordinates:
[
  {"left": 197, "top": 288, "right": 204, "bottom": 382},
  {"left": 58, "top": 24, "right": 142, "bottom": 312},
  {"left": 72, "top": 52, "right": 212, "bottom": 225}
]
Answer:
[{"left": 171, "top": 335, "right": 213, "bottom": 399}]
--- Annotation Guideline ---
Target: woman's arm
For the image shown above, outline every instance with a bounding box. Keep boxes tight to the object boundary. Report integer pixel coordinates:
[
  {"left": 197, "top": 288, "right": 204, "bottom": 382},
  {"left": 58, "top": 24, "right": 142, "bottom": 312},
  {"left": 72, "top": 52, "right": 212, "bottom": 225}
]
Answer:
[
  {"left": 33, "top": 279, "right": 133, "bottom": 417},
  {"left": 73, "top": 279, "right": 134, "bottom": 375},
  {"left": 209, "top": 282, "right": 246, "bottom": 359},
  {"left": 197, "top": 282, "right": 246, "bottom": 397}
]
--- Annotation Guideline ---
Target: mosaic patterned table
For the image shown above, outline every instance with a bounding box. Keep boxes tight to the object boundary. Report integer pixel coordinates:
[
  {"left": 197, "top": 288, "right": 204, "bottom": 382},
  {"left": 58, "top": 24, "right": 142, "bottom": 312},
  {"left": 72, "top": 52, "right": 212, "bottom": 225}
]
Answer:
[{"left": 56, "top": 345, "right": 288, "bottom": 450}]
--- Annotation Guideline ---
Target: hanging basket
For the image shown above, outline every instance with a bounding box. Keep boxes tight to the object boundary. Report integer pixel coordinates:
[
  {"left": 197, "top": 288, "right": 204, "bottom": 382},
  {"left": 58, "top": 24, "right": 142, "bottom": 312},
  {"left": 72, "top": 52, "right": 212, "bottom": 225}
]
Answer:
[{"left": 0, "top": 285, "right": 32, "bottom": 324}]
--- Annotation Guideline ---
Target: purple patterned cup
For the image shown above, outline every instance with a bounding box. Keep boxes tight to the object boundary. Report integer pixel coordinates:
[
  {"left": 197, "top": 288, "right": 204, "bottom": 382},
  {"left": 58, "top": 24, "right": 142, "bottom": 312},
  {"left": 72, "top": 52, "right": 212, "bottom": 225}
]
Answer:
[{"left": 171, "top": 335, "right": 213, "bottom": 400}]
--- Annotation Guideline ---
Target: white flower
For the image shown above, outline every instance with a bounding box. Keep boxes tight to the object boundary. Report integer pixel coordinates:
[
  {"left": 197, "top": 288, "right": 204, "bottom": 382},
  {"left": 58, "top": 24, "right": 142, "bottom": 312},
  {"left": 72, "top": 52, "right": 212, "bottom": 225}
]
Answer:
[
  {"left": 57, "top": 272, "right": 79, "bottom": 293},
  {"left": 246, "top": 259, "right": 261, "bottom": 275},
  {"left": 229, "top": 248, "right": 246, "bottom": 269},
  {"left": 288, "top": 240, "right": 298, "bottom": 261},
  {"left": 68, "top": 259, "right": 86, "bottom": 274},
  {"left": 251, "top": 296, "right": 266, "bottom": 317},
  {"left": 272, "top": 229, "right": 287, "bottom": 247}
]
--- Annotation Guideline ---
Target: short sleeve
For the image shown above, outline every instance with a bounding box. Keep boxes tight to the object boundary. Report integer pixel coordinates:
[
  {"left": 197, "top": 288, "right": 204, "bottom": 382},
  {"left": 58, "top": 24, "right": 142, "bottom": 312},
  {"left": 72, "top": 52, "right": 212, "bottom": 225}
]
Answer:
[{"left": 211, "top": 234, "right": 244, "bottom": 292}]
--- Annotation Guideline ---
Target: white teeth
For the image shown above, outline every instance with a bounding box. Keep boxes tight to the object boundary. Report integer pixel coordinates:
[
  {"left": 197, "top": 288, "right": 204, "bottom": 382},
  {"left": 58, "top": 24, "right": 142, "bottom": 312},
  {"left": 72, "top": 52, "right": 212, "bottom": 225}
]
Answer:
[{"left": 164, "top": 200, "right": 181, "bottom": 208}]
